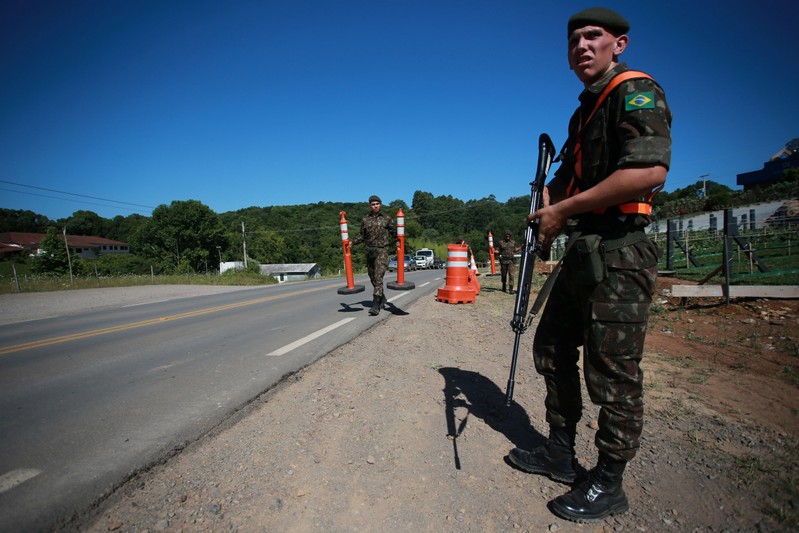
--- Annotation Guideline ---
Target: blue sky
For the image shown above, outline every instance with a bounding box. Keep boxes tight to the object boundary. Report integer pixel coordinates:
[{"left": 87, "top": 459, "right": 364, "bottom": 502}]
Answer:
[{"left": 1, "top": 0, "right": 796, "bottom": 221}]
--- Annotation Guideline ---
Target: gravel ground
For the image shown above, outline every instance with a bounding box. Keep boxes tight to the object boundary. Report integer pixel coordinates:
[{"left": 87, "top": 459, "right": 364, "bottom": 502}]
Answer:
[{"left": 4, "top": 279, "right": 797, "bottom": 531}]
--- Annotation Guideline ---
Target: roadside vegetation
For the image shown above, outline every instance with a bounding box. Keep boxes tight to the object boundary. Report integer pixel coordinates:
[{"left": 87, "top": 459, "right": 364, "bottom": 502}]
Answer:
[{"left": 2, "top": 169, "right": 797, "bottom": 294}]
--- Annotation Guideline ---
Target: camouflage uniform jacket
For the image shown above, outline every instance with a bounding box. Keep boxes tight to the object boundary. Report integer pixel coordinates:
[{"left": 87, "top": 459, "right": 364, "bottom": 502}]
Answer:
[
  {"left": 554, "top": 63, "right": 672, "bottom": 229},
  {"left": 351, "top": 210, "right": 397, "bottom": 249},
  {"left": 496, "top": 239, "right": 517, "bottom": 264}
]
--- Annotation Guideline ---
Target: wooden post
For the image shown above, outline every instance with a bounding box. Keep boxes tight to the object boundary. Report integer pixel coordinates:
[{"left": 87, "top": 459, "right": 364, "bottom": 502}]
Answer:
[
  {"left": 12, "top": 263, "right": 20, "bottom": 293},
  {"left": 63, "top": 227, "right": 74, "bottom": 285}
]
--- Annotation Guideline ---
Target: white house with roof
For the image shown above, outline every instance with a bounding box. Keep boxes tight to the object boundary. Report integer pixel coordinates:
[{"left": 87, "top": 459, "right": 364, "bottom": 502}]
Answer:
[
  {"left": 220, "top": 261, "right": 321, "bottom": 282},
  {"left": 0, "top": 232, "right": 129, "bottom": 259},
  {"left": 260, "top": 263, "right": 321, "bottom": 282}
]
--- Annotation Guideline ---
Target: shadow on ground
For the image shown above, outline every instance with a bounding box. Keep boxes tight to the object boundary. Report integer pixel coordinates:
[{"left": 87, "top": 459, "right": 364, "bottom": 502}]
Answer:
[{"left": 439, "top": 367, "right": 546, "bottom": 470}]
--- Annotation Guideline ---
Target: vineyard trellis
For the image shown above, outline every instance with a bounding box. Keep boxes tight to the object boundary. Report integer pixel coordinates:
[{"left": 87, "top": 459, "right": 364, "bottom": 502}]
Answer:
[{"left": 653, "top": 207, "right": 798, "bottom": 303}]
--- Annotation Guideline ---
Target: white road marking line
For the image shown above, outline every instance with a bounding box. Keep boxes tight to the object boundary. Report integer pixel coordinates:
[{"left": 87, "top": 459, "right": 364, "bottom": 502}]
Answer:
[
  {"left": 122, "top": 299, "right": 170, "bottom": 308},
  {"left": 388, "top": 281, "right": 434, "bottom": 300},
  {"left": 0, "top": 468, "right": 42, "bottom": 494},
  {"left": 268, "top": 318, "right": 356, "bottom": 356}
]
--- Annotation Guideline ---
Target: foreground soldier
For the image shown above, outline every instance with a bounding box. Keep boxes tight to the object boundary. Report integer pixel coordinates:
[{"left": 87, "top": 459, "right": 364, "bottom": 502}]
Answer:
[
  {"left": 507, "top": 7, "right": 672, "bottom": 522},
  {"left": 350, "top": 195, "right": 397, "bottom": 316}
]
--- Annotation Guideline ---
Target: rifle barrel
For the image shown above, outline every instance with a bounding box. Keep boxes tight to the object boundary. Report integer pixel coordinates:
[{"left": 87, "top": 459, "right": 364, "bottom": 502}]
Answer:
[
  {"left": 504, "top": 133, "right": 555, "bottom": 406},
  {"left": 505, "top": 331, "right": 524, "bottom": 405}
]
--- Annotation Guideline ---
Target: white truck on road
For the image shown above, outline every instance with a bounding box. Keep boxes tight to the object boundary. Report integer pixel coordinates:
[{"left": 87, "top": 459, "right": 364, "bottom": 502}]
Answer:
[{"left": 415, "top": 248, "right": 435, "bottom": 269}]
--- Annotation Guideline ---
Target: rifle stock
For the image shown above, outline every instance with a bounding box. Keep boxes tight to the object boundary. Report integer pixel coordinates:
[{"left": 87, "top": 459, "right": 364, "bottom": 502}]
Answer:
[{"left": 505, "top": 133, "right": 556, "bottom": 406}]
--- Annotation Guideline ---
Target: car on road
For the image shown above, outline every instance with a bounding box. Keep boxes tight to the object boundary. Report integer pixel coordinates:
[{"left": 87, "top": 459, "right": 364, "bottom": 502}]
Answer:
[
  {"left": 388, "top": 255, "right": 416, "bottom": 272},
  {"left": 415, "top": 248, "right": 435, "bottom": 268},
  {"left": 414, "top": 255, "right": 427, "bottom": 269},
  {"left": 432, "top": 259, "right": 445, "bottom": 269}
]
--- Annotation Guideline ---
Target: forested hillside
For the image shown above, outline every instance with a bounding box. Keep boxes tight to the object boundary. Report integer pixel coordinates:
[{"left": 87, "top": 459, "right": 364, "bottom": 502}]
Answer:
[{"left": 2, "top": 173, "right": 797, "bottom": 277}]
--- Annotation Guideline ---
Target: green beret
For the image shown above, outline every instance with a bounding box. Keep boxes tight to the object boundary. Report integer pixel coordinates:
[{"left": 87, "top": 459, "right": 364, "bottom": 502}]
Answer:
[{"left": 568, "top": 7, "right": 630, "bottom": 36}]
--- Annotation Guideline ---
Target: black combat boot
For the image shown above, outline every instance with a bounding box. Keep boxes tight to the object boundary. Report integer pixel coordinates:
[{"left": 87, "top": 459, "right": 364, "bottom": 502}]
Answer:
[
  {"left": 502, "top": 283, "right": 507, "bottom": 293},
  {"left": 507, "top": 426, "right": 578, "bottom": 483},
  {"left": 549, "top": 455, "right": 628, "bottom": 523},
  {"left": 368, "top": 296, "right": 381, "bottom": 316},
  {"left": 380, "top": 294, "right": 388, "bottom": 309}
]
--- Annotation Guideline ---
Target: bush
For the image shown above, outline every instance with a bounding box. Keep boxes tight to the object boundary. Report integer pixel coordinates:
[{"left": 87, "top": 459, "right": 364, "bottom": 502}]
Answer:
[{"left": 74, "top": 254, "right": 153, "bottom": 277}]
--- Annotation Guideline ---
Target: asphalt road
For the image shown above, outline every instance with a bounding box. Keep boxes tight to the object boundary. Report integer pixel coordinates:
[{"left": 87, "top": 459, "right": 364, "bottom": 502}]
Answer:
[{"left": 0, "top": 270, "right": 444, "bottom": 531}]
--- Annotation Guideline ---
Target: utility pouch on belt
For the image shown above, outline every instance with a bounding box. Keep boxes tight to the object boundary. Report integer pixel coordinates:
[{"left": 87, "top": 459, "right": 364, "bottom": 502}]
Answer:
[{"left": 567, "top": 234, "right": 606, "bottom": 285}]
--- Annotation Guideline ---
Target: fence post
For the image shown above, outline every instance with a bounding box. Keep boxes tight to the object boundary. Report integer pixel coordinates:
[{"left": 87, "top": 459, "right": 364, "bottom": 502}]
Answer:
[
  {"left": 722, "top": 209, "right": 735, "bottom": 305},
  {"left": 666, "top": 220, "right": 676, "bottom": 270},
  {"left": 12, "top": 263, "right": 21, "bottom": 293}
]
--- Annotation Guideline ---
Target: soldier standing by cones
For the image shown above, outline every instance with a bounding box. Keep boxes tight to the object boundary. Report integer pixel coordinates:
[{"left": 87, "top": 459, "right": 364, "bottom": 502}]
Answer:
[
  {"left": 506, "top": 7, "right": 672, "bottom": 523},
  {"left": 350, "top": 195, "right": 397, "bottom": 316},
  {"left": 496, "top": 230, "right": 521, "bottom": 293}
]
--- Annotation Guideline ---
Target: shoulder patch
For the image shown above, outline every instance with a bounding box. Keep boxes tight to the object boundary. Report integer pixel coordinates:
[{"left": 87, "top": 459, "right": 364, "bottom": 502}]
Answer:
[{"left": 625, "top": 91, "right": 655, "bottom": 111}]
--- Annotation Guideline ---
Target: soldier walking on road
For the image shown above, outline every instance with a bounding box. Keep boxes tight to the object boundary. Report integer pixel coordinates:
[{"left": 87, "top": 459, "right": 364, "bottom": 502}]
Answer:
[
  {"left": 350, "top": 195, "right": 397, "bottom": 316},
  {"left": 507, "top": 7, "right": 672, "bottom": 523},
  {"left": 496, "top": 230, "right": 521, "bottom": 293}
]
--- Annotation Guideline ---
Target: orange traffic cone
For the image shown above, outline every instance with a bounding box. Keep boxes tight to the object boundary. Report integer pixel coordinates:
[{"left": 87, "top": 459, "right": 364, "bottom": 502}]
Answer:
[
  {"left": 437, "top": 243, "right": 476, "bottom": 304},
  {"left": 469, "top": 250, "right": 481, "bottom": 295}
]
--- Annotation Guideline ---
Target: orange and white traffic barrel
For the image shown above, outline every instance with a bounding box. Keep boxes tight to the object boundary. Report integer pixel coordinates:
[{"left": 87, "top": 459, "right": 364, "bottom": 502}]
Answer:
[{"left": 436, "top": 243, "right": 476, "bottom": 304}]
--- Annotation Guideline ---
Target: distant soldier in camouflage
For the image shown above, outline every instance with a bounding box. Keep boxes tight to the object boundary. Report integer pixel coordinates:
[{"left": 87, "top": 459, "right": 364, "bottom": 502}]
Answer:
[
  {"left": 496, "top": 230, "right": 521, "bottom": 293},
  {"left": 507, "top": 7, "right": 672, "bottom": 523},
  {"left": 350, "top": 195, "right": 397, "bottom": 316}
]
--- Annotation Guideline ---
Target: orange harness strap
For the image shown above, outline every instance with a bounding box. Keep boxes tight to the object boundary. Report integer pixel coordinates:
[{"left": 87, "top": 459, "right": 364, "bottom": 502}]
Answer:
[
  {"left": 570, "top": 70, "right": 660, "bottom": 217},
  {"left": 574, "top": 70, "right": 652, "bottom": 180}
]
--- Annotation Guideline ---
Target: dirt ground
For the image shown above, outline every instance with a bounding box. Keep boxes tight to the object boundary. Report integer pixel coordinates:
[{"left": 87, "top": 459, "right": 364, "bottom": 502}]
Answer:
[{"left": 79, "top": 273, "right": 798, "bottom": 532}]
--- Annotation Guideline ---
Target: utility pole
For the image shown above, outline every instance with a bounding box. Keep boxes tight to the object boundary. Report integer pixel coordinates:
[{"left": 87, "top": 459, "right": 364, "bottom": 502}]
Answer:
[
  {"left": 241, "top": 221, "right": 248, "bottom": 268},
  {"left": 699, "top": 174, "right": 709, "bottom": 198}
]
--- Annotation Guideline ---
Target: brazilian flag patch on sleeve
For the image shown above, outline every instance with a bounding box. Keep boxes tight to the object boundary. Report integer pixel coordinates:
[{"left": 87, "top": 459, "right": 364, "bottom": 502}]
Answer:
[{"left": 625, "top": 92, "right": 655, "bottom": 110}]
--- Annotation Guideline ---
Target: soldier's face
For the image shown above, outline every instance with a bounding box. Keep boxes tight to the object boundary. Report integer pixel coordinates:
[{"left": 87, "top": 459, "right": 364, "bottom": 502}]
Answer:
[
  {"left": 369, "top": 201, "right": 381, "bottom": 213},
  {"left": 567, "top": 25, "right": 627, "bottom": 86}
]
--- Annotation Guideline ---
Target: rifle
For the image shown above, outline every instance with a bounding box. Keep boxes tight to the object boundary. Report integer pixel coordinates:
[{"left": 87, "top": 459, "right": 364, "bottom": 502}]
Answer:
[{"left": 505, "top": 133, "right": 556, "bottom": 406}]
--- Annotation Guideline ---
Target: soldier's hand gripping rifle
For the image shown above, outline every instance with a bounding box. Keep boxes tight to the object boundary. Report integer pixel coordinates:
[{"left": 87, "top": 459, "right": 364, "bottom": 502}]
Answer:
[{"left": 505, "top": 133, "right": 556, "bottom": 406}]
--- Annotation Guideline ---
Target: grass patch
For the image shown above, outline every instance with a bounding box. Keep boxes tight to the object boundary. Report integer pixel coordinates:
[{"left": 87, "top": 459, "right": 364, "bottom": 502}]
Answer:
[{"left": 0, "top": 271, "right": 286, "bottom": 295}]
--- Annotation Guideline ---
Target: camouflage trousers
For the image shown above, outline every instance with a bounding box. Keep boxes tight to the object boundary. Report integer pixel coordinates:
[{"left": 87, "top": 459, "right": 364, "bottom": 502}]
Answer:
[
  {"left": 532, "top": 235, "right": 659, "bottom": 462},
  {"left": 500, "top": 260, "right": 515, "bottom": 289},
  {"left": 366, "top": 246, "right": 390, "bottom": 298}
]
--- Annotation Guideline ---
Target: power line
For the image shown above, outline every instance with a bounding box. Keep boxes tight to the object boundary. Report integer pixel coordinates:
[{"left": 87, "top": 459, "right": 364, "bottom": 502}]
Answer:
[
  {"left": 0, "top": 179, "right": 156, "bottom": 210},
  {"left": 0, "top": 187, "right": 150, "bottom": 214}
]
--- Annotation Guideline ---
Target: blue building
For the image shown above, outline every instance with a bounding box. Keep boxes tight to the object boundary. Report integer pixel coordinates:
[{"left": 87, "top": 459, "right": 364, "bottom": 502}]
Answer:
[{"left": 737, "top": 148, "right": 799, "bottom": 191}]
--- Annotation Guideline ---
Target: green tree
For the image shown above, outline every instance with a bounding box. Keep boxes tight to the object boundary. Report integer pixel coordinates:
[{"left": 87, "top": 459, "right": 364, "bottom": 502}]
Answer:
[
  {"left": 64, "top": 210, "right": 106, "bottom": 236},
  {"left": 0, "top": 208, "right": 51, "bottom": 232},
  {"left": 246, "top": 228, "right": 287, "bottom": 264},
  {"left": 131, "top": 200, "right": 226, "bottom": 273},
  {"left": 105, "top": 213, "right": 149, "bottom": 244},
  {"left": 702, "top": 181, "right": 735, "bottom": 211},
  {"left": 30, "top": 227, "right": 70, "bottom": 275}
]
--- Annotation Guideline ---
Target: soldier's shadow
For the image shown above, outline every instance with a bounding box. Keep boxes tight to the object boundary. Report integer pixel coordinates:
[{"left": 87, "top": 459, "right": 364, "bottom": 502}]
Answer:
[
  {"left": 439, "top": 367, "right": 546, "bottom": 455},
  {"left": 383, "top": 301, "right": 409, "bottom": 316},
  {"left": 351, "top": 299, "right": 409, "bottom": 316}
]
